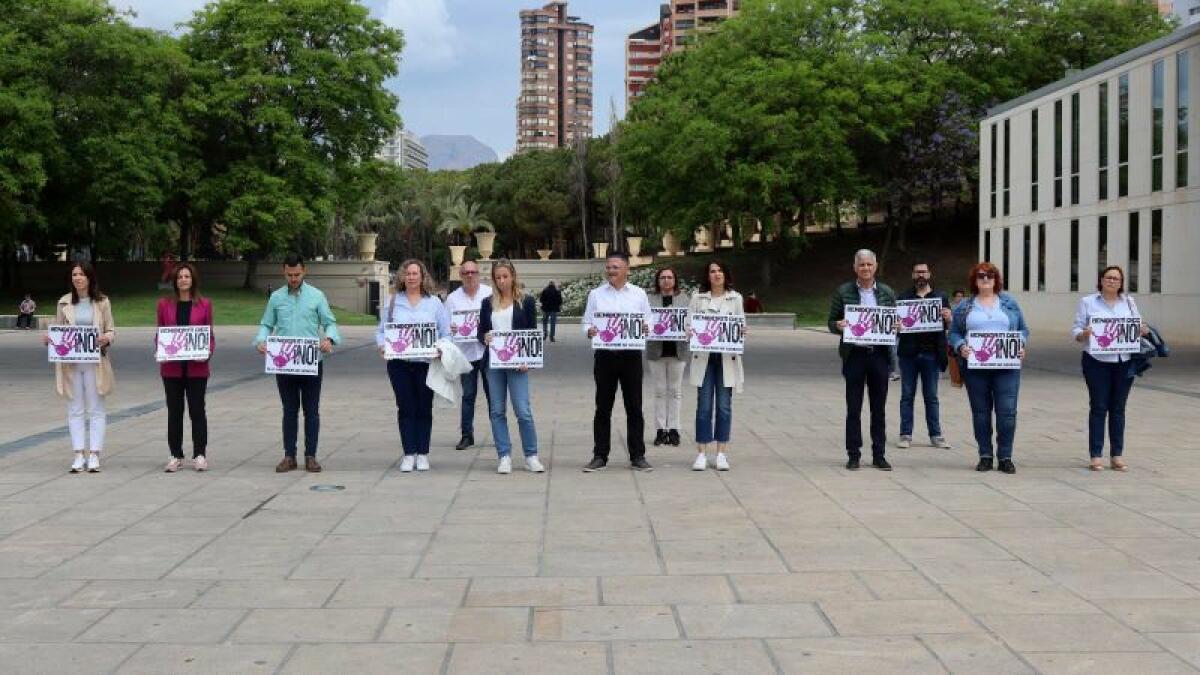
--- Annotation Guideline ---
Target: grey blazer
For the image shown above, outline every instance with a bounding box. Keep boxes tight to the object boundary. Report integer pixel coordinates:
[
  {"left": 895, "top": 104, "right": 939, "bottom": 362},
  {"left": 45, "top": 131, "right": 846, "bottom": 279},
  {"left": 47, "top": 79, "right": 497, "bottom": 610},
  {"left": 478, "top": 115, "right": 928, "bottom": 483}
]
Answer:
[{"left": 646, "top": 291, "right": 690, "bottom": 361}]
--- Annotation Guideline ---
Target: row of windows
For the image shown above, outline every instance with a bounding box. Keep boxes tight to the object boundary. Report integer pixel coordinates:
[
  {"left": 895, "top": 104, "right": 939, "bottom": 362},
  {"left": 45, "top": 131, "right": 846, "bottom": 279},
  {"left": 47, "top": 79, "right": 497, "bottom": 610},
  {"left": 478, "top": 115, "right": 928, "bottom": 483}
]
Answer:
[
  {"left": 989, "top": 49, "right": 1190, "bottom": 219},
  {"left": 984, "top": 211, "right": 1163, "bottom": 294}
]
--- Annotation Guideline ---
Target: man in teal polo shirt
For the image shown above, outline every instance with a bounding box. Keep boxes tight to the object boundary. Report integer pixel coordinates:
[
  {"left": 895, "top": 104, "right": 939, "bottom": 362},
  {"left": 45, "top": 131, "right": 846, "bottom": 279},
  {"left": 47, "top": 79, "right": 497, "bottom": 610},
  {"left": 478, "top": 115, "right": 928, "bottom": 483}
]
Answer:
[{"left": 254, "top": 254, "right": 341, "bottom": 473}]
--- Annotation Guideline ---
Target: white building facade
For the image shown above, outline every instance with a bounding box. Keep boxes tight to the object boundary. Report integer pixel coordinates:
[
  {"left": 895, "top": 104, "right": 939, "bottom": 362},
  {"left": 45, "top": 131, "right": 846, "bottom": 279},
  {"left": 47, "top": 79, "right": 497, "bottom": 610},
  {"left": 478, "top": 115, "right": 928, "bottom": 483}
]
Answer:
[
  {"left": 980, "top": 24, "right": 1200, "bottom": 338},
  {"left": 377, "top": 129, "right": 429, "bottom": 171}
]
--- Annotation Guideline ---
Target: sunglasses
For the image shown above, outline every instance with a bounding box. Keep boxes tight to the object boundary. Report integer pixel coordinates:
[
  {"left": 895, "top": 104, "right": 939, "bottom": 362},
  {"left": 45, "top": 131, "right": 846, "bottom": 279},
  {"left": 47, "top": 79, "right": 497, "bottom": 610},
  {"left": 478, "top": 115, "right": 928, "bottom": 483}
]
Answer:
[
  {"left": 976, "top": 272, "right": 996, "bottom": 280},
  {"left": 461, "top": 271, "right": 479, "bottom": 276}
]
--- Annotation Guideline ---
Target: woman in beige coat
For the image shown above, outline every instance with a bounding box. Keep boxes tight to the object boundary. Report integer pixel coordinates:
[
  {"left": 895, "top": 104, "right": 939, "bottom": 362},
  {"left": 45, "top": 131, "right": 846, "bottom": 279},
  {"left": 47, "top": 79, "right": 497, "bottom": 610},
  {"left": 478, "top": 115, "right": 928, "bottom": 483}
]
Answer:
[
  {"left": 688, "top": 261, "right": 745, "bottom": 471},
  {"left": 43, "top": 263, "right": 115, "bottom": 473}
]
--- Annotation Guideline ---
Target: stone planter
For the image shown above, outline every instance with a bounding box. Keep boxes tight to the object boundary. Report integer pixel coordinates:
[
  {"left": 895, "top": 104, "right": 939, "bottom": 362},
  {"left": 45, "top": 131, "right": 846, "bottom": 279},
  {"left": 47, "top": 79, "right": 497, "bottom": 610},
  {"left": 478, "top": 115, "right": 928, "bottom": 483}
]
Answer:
[
  {"left": 626, "top": 236, "right": 643, "bottom": 258},
  {"left": 474, "top": 231, "right": 496, "bottom": 260},
  {"left": 536, "top": 248, "right": 553, "bottom": 261},
  {"left": 356, "top": 233, "right": 378, "bottom": 261},
  {"left": 662, "top": 231, "right": 682, "bottom": 256},
  {"left": 592, "top": 242, "right": 609, "bottom": 259},
  {"left": 449, "top": 245, "right": 467, "bottom": 267}
]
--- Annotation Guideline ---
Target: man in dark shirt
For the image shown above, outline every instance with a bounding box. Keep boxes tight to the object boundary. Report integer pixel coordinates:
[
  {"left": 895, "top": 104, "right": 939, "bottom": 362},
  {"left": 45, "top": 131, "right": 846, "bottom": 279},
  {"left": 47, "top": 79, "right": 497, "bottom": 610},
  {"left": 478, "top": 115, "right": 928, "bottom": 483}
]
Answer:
[
  {"left": 896, "top": 262, "right": 952, "bottom": 450},
  {"left": 539, "top": 281, "right": 562, "bottom": 342}
]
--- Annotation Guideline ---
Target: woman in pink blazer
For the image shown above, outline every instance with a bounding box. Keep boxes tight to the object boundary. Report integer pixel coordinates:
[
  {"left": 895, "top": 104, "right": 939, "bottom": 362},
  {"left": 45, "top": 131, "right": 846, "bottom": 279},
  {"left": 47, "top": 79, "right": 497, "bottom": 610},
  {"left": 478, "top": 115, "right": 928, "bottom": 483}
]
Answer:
[{"left": 156, "top": 263, "right": 214, "bottom": 472}]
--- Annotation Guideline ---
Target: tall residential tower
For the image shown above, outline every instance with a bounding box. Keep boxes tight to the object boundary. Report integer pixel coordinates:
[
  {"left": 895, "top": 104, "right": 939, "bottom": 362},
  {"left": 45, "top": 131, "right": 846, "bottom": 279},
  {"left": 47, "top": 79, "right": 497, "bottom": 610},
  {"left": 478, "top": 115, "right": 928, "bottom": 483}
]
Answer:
[
  {"left": 625, "top": 1, "right": 740, "bottom": 106},
  {"left": 517, "top": 1, "right": 594, "bottom": 152}
]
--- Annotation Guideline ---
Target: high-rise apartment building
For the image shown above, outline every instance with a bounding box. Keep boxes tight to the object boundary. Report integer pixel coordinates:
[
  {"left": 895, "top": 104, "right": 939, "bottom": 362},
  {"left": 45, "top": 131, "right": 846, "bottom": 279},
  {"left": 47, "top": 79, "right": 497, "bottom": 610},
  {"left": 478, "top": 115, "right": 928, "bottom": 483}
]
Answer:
[
  {"left": 376, "top": 129, "right": 429, "bottom": 171},
  {"left": 517, "top": 1, "right": 594, "bottom": 152},
  {"left": 625, "top": 1, "right": 740, "bottom": 105}
]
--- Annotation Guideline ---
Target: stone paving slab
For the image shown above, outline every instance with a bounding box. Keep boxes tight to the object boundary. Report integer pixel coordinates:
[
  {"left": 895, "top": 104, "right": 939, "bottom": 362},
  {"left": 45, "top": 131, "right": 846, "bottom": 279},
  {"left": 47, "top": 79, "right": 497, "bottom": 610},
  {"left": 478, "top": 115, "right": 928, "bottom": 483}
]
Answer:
[{"left": 0, "top": 327, "right": 1198, "bottom": 672}]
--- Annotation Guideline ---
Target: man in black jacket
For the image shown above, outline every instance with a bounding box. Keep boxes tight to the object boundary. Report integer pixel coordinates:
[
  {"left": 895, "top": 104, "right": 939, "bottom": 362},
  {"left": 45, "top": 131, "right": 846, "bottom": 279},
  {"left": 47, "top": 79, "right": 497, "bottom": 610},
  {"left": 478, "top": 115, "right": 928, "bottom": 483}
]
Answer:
[
  {"left": 539, "top": 281, "right": 562, "bottom": 342},
  {"left": 896, "top": 262, "right": 953, "bottom": 451}
]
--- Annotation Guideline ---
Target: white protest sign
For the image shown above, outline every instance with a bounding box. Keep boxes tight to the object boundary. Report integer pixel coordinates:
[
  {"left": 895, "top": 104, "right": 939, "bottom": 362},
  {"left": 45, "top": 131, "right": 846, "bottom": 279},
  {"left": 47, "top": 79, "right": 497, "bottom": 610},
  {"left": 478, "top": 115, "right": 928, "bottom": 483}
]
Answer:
[
  {"left": 155, "top": 326, "right": 212, "bottom": 362},
  {"left": 1088, "top": 317, "right": 1142, "bottom": 356},
  {"left": 450, "top": 309, "right": 480, "bottom": 343},
  {"left": 842, "top": 305, "right": 899, "bottom": 346},
  {"left": 966, "top": 331, "right": 1024, "bottom": 370},
  {"left": 688, "top": 313, "right": 745, "bottom": 354},
  {"left": 897, "top": 298, "right": 945, "bottom": 334},
  {"left": 382, "top": 321, "right": 439, "bottom": 360},
  {"left": 590, "top": 312, "right": 646, "bottom": 350},
  {"left": 264, "top": 336, "right": 321, "bottom": 376},
  {"left": 488, "top": 329, "right": 544, "bottom": 369},
  {"left": 648, "top": 307, "right": 688, "bottom": 341},
  {"left": 47, "top": 325, "right": 101, "bottom": 364}
]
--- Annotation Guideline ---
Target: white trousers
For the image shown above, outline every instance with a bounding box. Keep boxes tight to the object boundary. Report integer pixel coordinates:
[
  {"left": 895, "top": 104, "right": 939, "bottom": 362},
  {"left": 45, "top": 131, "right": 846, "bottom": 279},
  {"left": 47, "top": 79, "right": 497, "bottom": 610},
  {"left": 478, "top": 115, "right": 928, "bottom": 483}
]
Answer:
[
  {"left": 66, "top": 364, "right": 106, "bottom": 452},
  {"left": 648, "top": 358, "right": 687, "bottom": 430}
]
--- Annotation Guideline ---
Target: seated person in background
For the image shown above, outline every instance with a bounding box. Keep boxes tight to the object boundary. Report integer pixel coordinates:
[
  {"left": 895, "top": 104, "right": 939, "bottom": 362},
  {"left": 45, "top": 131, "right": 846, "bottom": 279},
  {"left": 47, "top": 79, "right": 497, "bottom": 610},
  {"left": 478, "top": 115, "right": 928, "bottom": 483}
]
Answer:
[{"left": 743, "top": 291, "right": 764, "bottom": 314}]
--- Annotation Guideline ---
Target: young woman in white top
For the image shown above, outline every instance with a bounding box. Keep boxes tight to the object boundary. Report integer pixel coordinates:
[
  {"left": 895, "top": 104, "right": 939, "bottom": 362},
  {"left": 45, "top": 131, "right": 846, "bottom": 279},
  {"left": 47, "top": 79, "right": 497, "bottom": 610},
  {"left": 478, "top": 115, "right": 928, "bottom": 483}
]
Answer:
[
  {"left": 689, "top": 261, "right": 745, "bottom": 471},
  {"left": 1071, "top": 265, "right": 1150, "bottom": 471}
]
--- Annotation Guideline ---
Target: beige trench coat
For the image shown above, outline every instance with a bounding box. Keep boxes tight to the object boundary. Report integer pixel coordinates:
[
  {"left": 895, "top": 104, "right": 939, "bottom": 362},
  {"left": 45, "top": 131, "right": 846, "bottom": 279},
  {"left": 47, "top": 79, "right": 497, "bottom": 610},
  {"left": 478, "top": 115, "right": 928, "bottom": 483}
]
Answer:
[
  {"left": 54, "top": 293, "right": 116, "bottom": 398},
  {"left": 687, "top": 290, "right": 745, "bottom": 394}
]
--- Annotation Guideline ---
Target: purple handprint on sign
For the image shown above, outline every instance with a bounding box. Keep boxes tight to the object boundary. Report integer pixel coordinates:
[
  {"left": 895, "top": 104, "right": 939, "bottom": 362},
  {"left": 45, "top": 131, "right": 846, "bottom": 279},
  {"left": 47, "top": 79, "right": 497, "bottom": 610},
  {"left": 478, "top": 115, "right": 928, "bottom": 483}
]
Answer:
[
  {"left": 974, "top": 336, "right": 996, "bottom": 363},
  {"left": 598, "top": 317, "right": 621, "bottom": 343},
  {"left": 493, "top": 335, "right": 518, "bottom": 362},
  {"left": 900, "top": 304, "right": 918, "bottom": 329},
  {"left": 652, "top": 311, "right": 674, "bottom": 336},
  {"left": 387, "top": 326, "right": 413, "bottom": 355},
  {"left": 159, "top": 331, "right": 188, "bottom": 357},
  {"left": 48, "top": 331, "right": 77, "bottom": 357},
  {"left": 695, "top": 318, "right": 720, "bottom": 346},
  {"left": 1094, "top": 321, "right": 1120, "bottom": 349},
  {"left": 457, "top": 313, "right": 478, "bottom": 338},
  {"left": 849, "top": 312, "right": 873, "bottom": 337},
  {"left": 267, "top": 342, "right": 295, "bottom": 368}
]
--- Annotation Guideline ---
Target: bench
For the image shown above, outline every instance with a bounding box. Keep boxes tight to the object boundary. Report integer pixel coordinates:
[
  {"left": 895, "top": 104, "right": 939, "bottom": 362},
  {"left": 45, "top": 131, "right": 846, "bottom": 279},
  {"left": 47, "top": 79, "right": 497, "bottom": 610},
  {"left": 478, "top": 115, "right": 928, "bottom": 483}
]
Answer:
[{"left": 0, "top": 315, "right": 51, "bottom": 330}]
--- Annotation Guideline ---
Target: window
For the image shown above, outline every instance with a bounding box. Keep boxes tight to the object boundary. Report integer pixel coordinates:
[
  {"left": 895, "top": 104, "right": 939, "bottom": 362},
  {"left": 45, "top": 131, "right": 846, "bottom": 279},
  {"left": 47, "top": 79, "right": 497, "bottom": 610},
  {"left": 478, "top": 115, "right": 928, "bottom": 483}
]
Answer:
[
  {"left": 1031, "top": 109, "right": 1039, "bottom": 211},
  {"left": 1119, "top": 73, "right": 1129, "bottom": 197},
  {"left": 1054, "top": 99, "right": 1063, "bottom": 207},
  {"left": 1153, "top": 59, "right": 1165, "bottom": 192},
  {"left": 1037, "top": 223, "right": 1046, "bottom": 292},
  {"left": 1151, "top": 209, "right": 1162, "bottom": 293},
  {"left": 1002, "top": 227, "right": 1010, "bottom": 285},
  {"left": 1070, "top": 219, "right": 1079, "bottom": 292},
  {"left": 1099, "top": 82, "right": 1109, "bottom": 200},
  {"left": 984, "top": 228, "right": 991, "bottom": 262},
  {"left": 1003, "top": 119, "right": 1011, "bottom": 215},
  {"left": 1098, "top": 216, "right": 1108, "bottom": 275},
  {"left": 1129, "top": 212, "right": 1140, "bottom": 293},
  {"left": 1178, "top": 50, "right": 1189, "bottom": 188},
  {"left": 1022, "top": 225, "right": 1031, "bottom": 291},
  {"left": 990, "top": 123, "right": 997, "bottom": 218},
  {"left": 1071, "top": 92, "right": 1080, "bottom": 204}
]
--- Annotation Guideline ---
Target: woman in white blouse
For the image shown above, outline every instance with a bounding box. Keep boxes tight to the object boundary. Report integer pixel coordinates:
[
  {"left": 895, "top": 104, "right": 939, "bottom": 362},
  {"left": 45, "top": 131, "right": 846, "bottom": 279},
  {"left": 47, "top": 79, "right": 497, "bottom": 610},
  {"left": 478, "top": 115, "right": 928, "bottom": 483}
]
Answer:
[{"left": 1071, "top": 265, "right": 1150, "bottom": 472}]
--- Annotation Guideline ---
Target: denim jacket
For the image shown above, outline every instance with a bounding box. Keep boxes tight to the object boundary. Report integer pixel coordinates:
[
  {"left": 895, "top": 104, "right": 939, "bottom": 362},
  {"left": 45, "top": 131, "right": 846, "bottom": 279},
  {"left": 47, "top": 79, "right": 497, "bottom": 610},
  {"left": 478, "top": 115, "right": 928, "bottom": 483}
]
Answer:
[{"left": 949, "top": 292, "right": 1030, "bottom": 352}]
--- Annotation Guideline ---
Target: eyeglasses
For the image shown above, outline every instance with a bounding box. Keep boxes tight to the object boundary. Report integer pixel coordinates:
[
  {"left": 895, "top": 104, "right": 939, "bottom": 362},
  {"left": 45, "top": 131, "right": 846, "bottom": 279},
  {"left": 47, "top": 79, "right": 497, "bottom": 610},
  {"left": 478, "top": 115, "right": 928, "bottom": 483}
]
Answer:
[
  {"left": 1102, "top": 276, "right": 1122, "bottom": 282},
  {"left": 976, "top": 272, "right": 996, "bottom": 280},
  {"left": 461, "top": 271, "right": 479, "bottom": 276}
]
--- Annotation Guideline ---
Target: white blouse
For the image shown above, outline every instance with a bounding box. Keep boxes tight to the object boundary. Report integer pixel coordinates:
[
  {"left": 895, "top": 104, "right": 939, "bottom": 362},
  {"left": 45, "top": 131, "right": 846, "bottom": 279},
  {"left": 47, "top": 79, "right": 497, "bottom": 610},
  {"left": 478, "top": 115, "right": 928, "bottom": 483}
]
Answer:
[
  {"left": 1071, "top": 292, "right": 1140, "bottom": 363},
  {"left": 492, "top": 304, "right": 514, "bottom": 333}
]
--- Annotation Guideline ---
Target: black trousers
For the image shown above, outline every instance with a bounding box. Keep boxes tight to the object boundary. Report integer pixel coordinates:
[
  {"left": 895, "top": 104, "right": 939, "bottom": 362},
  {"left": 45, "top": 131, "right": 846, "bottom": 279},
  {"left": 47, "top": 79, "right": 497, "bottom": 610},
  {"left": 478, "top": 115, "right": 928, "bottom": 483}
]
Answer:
[
  {"left": 163, "top": 376, "right": 208, "bottom": 458},
  {"left": 843, "top": 347, "right": 890, "bottom": 460},
  {"left": 593, "top": 350, "right": 646, "bottom": 460},
  {"left": 277, "top": 363, "right": 323, "bottom": 457}
]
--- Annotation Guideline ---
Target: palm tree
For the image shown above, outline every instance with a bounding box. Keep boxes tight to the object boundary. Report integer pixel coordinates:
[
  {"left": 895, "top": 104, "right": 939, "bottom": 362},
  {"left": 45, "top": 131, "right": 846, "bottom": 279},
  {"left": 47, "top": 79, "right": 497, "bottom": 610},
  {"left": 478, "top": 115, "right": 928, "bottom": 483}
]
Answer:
[{"left": 437, "top": 199, "right": 494, "bottom": 246}]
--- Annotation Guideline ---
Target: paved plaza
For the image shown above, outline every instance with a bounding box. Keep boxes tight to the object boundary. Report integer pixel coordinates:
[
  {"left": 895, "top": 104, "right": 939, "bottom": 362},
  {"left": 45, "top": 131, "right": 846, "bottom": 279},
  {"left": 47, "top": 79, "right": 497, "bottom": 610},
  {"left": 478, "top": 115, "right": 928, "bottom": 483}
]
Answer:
[{"left": 1, "top": 325, "right": 1200, "bottom": 673}]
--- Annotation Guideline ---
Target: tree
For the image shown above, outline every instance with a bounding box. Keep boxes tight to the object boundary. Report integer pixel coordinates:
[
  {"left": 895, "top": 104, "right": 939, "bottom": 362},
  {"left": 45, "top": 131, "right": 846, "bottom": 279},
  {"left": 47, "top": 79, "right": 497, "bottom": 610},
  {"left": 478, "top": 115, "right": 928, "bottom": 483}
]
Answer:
[
  {"left": 182, "top": 0, "right": 404, "bottom": 286},
  {"left": 437, "top": 199, "right": 494, "bottom": 246}
]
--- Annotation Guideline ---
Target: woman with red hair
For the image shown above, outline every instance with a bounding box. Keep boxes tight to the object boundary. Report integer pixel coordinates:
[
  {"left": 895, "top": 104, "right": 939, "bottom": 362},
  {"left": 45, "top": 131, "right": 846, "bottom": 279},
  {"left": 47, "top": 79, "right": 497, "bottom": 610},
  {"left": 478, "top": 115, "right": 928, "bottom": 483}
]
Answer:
[{"left": 948, "top": 262, "right": 1030, "bottom": 474}]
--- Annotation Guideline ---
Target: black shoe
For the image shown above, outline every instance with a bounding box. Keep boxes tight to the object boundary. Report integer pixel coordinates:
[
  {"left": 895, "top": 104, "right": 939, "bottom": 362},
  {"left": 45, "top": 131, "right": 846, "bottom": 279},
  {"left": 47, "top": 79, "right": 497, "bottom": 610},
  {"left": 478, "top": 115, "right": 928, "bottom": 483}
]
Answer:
[
  {"left": 976, "top": 457, "right": 994, "bottom": 472},
  {"left": 845, "top": 458, "right": 860, "bottom": 470},
  {"left": 550, "top": 337, "right": 556, "bottom": 342},
  {"left": 667, "top": 429, "right": 681, "bottom": 446},
  {"left": 872, "top": 457, "right": 893, "bottom": 471},
  {"left": 998, "top": 459, "right": 1016, "bottom": 474},
  {"left": 583, "top": 457, "right": 607, "bottom": 472},
  {"left": 631, "top": 457, "right": 654, "bottom": 472},
  {"left": 455, "top": 434, "right": 474, "bottom": 451},
  {"left": 653, "top": 430, "right": 667, "bottom": 446}
]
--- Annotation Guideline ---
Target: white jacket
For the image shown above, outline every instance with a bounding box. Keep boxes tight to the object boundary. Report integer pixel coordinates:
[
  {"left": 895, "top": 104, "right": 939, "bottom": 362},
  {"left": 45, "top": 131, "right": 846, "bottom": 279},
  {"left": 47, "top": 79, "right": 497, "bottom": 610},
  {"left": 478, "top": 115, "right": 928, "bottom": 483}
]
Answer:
[
  {"left": 426, "top": 338, "right": 472, "bottom": 408},
  {"left": 688, "top": 290, "right": 745, "bottom": 394}
]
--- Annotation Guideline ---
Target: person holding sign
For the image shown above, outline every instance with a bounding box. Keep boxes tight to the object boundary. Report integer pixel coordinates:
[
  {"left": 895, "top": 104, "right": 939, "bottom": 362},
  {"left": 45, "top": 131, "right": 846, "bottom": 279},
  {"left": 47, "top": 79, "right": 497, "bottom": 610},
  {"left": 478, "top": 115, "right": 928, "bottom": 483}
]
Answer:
[
  {"left": 949, "top": 262, "right": 1030, "bottom": 474},
  {"left": 44, "top": 262, "right": 115, "bottom": 473},
  {"left": 156, "top": 263, "right": 213, "bottom": 472},
  {"left": 255, "top": 254, "right": 341, "bottom": 473},
  {"left": 828, "top": 249, "right": 897, "bottom": 471},
  {"left": 581, "top": 251, "right": 654, "bottom": 472},
  {"left": 688, "top": 261, "right": 744, "bottom": 471},
  {"left": 896, "top": 262, "right": 953, "bottom": 450},
  {"left": 378, "top": 259, "right": 450, "bottom": 472},
  {"left": 444, "top": 260, "right": 493, "bottom": 451},
  {"left": 647, "top": 267, "right": 690, "bottom": 448},
  {"left": 1071, "top": 265, "right": 1149, "bottom": 472},
  {"left": 478, "top": 260, "right": 543, "bottom": 474}
]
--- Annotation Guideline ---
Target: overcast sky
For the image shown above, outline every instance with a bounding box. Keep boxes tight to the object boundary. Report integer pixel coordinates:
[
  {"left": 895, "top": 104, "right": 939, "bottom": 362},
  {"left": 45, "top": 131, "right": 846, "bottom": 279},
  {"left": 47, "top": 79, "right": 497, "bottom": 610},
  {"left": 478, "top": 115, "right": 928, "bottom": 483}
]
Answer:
[{"left": 116, "top": 0, "right": 659, "bottom": 159}]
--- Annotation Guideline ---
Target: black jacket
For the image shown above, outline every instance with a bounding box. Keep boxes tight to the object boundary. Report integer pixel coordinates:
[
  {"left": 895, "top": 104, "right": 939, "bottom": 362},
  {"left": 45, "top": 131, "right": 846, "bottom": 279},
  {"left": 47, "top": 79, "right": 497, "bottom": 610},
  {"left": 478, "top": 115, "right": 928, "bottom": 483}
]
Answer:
[
  {"left": 539, "top": 285, "right": 562, "bottom": 313},
  {"left": 896, "top": 286, "right": 949, "bottom": 370},
  {"left": 478, "top": 295, "right": 539, "bottom": 345}
]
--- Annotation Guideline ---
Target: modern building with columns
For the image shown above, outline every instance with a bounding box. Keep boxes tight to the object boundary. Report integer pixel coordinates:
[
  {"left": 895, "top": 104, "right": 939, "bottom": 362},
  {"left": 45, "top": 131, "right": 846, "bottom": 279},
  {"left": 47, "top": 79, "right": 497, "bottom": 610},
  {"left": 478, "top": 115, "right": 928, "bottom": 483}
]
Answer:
[{"left": 979, "top": 24, "right": 1200, "bottom": 338}]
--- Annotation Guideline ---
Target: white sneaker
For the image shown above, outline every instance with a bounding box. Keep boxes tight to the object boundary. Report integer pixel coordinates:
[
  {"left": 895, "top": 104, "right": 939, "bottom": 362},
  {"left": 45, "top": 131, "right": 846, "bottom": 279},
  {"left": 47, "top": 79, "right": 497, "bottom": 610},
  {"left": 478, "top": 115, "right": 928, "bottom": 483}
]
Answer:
[
  {"left": 497, "top": 456, "right": 512, "bottom": 474},
  {"left": 692, "top": 453, "right": 708, "bottom": 471},
  {"left": 526, "top": 455, "right": 545, "bottom": 473},
  {"left": 715, "top": 452, "right": 730, "bottom": 471},
  {"left": 415, "top": 455, "right": 430, "bottom": 471},
  {"left": 931, "top": 436, "right": 953, "bottom": 450},
  {"left": 86, "top": 453, "right": 100, "bottom": 473},
  {"left": 193, "top": 456, "right": 208, "bottom": 471},
  {"left": 70, "top": 453, "right": 85, "bottom": 473},
  {"left": 399, "top": 455, "right": 415, "bottom": 472},
  {"left": 897, "top": 436, "right": 912, "bottom": 449},
  {"left": 164, "top": 458, "right": 183, "bottom": 473}
]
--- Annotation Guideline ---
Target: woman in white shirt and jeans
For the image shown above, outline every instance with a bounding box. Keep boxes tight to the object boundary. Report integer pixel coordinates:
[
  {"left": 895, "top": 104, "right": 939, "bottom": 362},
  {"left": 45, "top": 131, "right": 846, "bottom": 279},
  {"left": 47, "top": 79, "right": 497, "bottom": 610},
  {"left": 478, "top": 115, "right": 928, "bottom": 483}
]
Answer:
[{"left": 1071, "top": 265, "right": 1150, "bottom": 472}]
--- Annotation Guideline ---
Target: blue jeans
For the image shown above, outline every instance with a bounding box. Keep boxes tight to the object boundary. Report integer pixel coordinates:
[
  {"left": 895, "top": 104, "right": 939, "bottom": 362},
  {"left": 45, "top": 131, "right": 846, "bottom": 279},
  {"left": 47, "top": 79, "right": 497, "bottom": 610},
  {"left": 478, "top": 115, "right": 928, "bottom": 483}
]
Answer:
[
  {"left": 963, "top": 368, "right": 1020, "bottom": 459},
  {"left": 695, "top": 354, "right": 732, "bottom": 444},
  {"left": 276, "top": 363, "right": 322, "bottom": 457},
  {"left": 486, "top": 368, "right": 538, "bottom": 458},
  {"left": 899, "top": 352, "right": 942, "bottom": 437},
  {"left": 387, "top": 360, "right": 433, "bottom": 455},
  {"left": 542, "top": 312, "right": 558, "bottom": 339},
  {"left": 459, "top": 358, "right": 492, "bottom": 436},
  {"left": 1081, "top": 353, "right": 1135, "bottom": 458}
]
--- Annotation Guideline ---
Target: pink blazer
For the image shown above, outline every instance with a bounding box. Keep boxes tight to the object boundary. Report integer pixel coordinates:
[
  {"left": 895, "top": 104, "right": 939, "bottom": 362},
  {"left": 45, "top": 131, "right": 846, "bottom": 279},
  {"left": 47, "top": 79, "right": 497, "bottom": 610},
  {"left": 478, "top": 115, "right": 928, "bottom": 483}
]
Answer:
[{"left": 156, "top": 297, "right": 214, "bottom": 378}]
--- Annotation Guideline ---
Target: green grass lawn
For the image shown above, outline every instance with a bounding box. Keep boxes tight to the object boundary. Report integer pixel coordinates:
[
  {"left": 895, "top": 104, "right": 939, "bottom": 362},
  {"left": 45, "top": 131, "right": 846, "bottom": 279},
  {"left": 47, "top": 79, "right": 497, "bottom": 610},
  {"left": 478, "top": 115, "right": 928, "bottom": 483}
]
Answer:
[
  {"left": 1, "top": 288, "right": 378, "bottom": 327},
  {"left": 764, "top": 294, "right": 831, "bottom": 328}
]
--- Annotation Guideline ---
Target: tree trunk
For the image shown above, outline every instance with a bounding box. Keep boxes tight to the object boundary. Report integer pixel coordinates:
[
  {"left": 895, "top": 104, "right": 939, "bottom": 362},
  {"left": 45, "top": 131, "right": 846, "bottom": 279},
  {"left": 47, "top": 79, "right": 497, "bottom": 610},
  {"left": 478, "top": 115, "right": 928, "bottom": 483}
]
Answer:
[{"left": 243, "top": 252, "right": 258, "bottom": 290}]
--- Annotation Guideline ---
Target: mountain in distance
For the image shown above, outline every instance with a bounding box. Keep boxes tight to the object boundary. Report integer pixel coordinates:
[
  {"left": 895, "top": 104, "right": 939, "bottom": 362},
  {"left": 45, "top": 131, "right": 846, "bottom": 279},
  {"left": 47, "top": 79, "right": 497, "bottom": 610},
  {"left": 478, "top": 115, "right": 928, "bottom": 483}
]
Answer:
[{"left": 421, "top": 135, "right": 499, "bottom": 171}]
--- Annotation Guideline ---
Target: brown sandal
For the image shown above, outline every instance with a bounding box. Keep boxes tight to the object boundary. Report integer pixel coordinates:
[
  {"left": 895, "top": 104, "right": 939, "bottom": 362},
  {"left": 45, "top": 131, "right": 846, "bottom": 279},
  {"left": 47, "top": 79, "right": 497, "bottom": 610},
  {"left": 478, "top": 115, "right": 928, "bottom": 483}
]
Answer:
[
  {"left": 1089, "top": 459, "right": 1105, "bottom": 471},
  {"left": 1110, "top": 458, "right": 1128, "bottom": 472}
]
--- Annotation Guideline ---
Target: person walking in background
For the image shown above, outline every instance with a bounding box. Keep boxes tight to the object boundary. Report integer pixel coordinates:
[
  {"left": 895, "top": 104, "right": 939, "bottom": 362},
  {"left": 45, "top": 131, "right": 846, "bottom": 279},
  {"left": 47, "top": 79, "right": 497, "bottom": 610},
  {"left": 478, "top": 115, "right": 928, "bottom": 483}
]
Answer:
[
  {"left": 17, "top": 294, "right": 36, "bottom": 329},
  {"left": 689, "top": 261, "right": 744, "bottom": 471},
  {"left": 950, "top": 262, "right": 1029, "bottom": 474},
  {"left": 158, "top": 263, "right": 213, "bottom": 472},
  {"left": 828, "top": 249, "right": 896, "bottom": 471},
  {"left": 647, "top": 267, "right": 689, "bottom": 448},
  {"left": 1072, "top": 265, "right": 1149, "bottom": 472},
  {"left": 379, "top": 259, "right": 450, "bottom": 473},
  {"left": 479, "top": 260, "right": 543, "bottom": 474},
  {"left": 255, "top": 254, "right": 340, "bottom": 473},
  {"left": 582, "top": 252, "right": 654, "bottom": 472},
  {"left": 44, "top": 263, "right": 115, "bottom": 473},
  {"left": 444, "top": 260, "right": 492, "bottom": 451},
  {"left": 896, "top": 262, "right": 953, "bottom": 450},
  {"left": 539, "top": 280, "right": 562, "bottom": 342}
]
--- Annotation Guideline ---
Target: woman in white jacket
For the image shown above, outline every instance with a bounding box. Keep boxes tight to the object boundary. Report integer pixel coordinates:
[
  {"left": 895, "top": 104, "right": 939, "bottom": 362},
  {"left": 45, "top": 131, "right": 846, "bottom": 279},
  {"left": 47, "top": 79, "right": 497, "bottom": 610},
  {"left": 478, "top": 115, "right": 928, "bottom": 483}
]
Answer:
[{"left": 689, "top": 261, "right": 744, "bottom": 471}]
